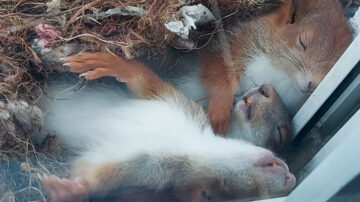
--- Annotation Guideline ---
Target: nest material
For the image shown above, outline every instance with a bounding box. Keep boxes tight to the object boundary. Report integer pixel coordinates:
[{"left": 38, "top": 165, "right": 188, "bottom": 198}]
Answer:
[{"left": 0, "top": 0, "right": 282, "bottom": 201}]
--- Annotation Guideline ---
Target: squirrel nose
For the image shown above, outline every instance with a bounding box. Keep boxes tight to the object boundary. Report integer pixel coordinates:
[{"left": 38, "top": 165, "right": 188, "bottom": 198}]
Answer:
[
  {"left": 308, "top": 81, "right": 316, "bottom": 92},
  {"left": 298, "top": 80, "right": 316, "bottom": 93}
]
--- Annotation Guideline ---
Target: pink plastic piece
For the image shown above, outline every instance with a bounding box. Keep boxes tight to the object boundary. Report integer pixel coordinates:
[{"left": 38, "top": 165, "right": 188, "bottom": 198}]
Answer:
[{"left": 34, "top": 24, "right": 59, "bottom": 48}]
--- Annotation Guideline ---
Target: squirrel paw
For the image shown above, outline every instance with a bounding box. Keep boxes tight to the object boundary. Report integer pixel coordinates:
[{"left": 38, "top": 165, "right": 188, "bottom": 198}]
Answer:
[
  {"left": 62, "top": 52, "right": 135, "bottom": 82},
  {"left": 38, "top": 173, "right": 89, "bottom": 202}
]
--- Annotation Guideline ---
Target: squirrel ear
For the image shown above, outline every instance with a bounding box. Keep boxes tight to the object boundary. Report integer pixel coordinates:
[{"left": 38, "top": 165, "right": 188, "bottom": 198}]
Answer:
[
  {"left": 268, "top": 0, "right": 294, "bottom": 27},
  {"left": 282, "top": 24, "right": 299, "bottom": 41}
]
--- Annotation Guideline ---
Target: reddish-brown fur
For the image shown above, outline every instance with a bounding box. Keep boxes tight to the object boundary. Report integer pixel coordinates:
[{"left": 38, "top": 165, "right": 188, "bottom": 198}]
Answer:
[
  {"left": 64, "top": 53, "right": 176, "bottom": 99},
  {"left": 200, "top": 54, "right": 240, "bottom": 135},
  {"left": 199, "top": 0, "right": 352, "bottom": 134},
  {"left": 199, "top": 0, "right": 294, "bottom": 135}
]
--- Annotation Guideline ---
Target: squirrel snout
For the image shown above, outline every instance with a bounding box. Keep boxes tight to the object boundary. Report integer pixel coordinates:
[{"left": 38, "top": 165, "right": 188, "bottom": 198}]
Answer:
[
  {"left": 297, "top": 81, "right": 315, "bottom": 93},
  {"left": 295, "top": 73, "right": 317, "bottom": 93},
  {"left": 307, "top": 81, "right": 316, "bottom": 93}
]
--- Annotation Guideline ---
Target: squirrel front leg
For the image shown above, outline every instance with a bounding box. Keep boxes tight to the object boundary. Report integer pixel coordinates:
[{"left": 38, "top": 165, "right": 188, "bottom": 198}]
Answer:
[
  {"left": 62, "top": 52, "right": 175, "bottom": 99},
  {"left": 199, "top": 51, "right": 240, "bottom": 136},
  {"left": 63, "top": 52, "right": 208, "bottom": 128}
]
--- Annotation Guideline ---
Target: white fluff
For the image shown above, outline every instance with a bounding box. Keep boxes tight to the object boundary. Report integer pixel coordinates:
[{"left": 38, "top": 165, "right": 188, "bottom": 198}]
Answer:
[
  {"left": 350, "top": 7, "right": 360, "bottom": 37},
  {"left": 239, "top": 54, "right": 307, "bottom": 116}
]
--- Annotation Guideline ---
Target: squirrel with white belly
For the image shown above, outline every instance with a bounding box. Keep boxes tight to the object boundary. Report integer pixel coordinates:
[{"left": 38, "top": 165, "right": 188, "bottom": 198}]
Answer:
[
  {"left": 38, "top": 53, "right": 295, "bottom": 201},
  {"left": 196, "top": 0, "right": 353, "bottom": 134}
]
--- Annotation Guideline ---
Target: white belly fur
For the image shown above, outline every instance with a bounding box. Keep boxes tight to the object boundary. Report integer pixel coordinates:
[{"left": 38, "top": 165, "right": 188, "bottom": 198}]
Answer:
[
  {"left": 42, "top": 83, "right": 252, "bottom": 165},
  {"left": 238, "top": 54, "right": 307, "bottom": 116}
]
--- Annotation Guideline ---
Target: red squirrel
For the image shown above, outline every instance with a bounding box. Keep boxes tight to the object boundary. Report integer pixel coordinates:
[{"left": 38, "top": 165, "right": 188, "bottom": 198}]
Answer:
[
  {"left": 38, "top": 53, "right": 295, "bottom": 201},
  {"left": 199, "top": 0, "right": 353, "bottom": 134}
]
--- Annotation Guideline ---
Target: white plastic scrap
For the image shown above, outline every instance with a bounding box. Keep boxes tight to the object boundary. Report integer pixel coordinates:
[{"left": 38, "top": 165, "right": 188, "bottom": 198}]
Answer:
[
  {"left": 165, "top": 21, "right": 190, "bottom": 39},
  {"left": 349, "top": 7, "right": 360, "bottom": 37},
  {"left": 47, "top": 0, "right": 67, "bottom": 27},
  {"left": 165, "top": 4, "right": 215, "bottom": 39},
  {"left": 99, "top": 6, "right": 147, "bottom": 18},
  {"left": 46, "top": 0, "right": 61, "bottom": 15},
  {"left": 83, "top": 6, "right": 147, "bottom": 23}
]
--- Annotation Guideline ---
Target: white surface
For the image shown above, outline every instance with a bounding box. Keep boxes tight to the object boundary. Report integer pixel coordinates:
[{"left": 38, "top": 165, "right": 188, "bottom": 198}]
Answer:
[
  {"left": 252, "top": 197, "right": 287, "bottom": 202},
  {"left": 225, "top": 196, "right": 287, "bottom": 202},
  {"left": 291, "top": 34, "right": 360, "bottom": 136},
  {"left": 286, "top": 110, "right": 360, "bottom": 202}
]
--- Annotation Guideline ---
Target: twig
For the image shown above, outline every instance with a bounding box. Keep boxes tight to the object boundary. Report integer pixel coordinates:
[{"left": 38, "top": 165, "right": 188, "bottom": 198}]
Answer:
[
  {"left": 57, "top": 33, "right": 129, "bottom": 47},
  {"left": 65, "top": 0, "right": 107, "bottom": 30}
]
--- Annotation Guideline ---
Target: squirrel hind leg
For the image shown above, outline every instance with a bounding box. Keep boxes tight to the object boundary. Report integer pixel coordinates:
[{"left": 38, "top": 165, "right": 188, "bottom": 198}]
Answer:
[{"left": 38, "top": 173, "right": 89, "bottom": 201}]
